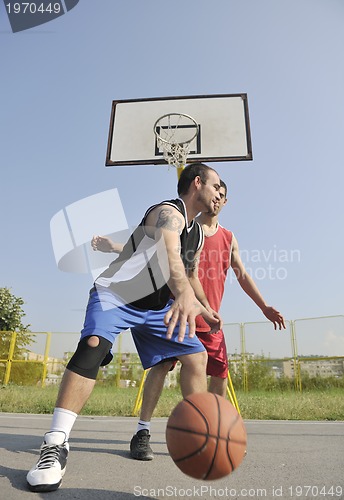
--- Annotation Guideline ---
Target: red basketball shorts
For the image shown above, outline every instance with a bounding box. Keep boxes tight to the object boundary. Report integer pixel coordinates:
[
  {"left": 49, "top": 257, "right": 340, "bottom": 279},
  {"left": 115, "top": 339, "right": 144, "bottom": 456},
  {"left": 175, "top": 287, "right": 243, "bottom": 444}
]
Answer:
[{"left": 196, "top": 329, "right": 228, "bottom": 379}]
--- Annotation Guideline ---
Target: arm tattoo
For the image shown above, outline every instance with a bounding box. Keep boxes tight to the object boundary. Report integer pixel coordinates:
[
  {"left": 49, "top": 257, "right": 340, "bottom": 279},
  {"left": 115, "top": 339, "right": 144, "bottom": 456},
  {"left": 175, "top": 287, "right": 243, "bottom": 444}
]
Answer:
[
  {"left": 190, "top": 255, "right": 200, "bottom": 274},
  {"left": 156, "top": 208, "right": 183, "bottom": 234}
]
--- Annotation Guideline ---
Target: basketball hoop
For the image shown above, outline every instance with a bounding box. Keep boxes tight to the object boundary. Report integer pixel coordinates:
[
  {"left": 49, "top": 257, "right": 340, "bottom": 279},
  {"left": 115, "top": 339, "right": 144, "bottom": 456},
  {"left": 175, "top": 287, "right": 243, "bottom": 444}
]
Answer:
[{"left": 153, "top": 113, "right": 199, "bottom": 170}]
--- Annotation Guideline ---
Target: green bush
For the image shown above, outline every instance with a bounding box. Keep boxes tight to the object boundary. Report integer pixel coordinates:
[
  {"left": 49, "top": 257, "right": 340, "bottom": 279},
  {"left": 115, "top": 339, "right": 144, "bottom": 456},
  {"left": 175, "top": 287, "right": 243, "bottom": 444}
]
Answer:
[{"left": 9, "top": 363, "right": 43, "bottom": 385}]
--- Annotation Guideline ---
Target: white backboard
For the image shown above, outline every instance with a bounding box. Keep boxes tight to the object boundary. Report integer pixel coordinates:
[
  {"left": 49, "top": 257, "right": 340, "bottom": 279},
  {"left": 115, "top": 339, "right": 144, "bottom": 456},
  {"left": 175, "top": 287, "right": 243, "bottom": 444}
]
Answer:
[{"left": 106, "top": 94, "right": 252, "bottom": 166}]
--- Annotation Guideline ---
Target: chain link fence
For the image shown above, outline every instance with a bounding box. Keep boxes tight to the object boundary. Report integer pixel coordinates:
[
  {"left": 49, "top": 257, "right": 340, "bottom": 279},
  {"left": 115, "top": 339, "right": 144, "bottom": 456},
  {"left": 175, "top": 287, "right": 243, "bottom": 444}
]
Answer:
[{"left": 1, "top": 315, "right": 344, "bottom": 390}]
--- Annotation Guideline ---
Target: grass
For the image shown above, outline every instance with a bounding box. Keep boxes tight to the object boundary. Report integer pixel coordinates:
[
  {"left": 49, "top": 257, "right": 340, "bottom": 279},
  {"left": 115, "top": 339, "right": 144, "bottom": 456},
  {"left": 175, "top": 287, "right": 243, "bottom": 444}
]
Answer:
[{"left": 1, "top": 384, "right": 344, "bottom": 420}]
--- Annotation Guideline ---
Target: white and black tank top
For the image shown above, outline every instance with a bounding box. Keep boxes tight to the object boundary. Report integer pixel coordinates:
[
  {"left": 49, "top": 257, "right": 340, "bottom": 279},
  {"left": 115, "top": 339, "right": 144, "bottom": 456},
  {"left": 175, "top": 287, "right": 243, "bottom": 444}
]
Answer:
[{"left": 95, "top": 198, "right": 203, "bottom": 310}]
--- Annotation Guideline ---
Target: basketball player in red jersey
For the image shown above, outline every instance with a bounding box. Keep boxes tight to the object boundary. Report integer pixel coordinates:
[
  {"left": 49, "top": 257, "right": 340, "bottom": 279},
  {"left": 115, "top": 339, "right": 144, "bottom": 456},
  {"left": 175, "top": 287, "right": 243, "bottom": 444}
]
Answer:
[
  {"left": 92, "top": 179, "right": 285, "bottom": 461},
  {"left": 188, "top": 180, "right": 285, "bottom": 397}
]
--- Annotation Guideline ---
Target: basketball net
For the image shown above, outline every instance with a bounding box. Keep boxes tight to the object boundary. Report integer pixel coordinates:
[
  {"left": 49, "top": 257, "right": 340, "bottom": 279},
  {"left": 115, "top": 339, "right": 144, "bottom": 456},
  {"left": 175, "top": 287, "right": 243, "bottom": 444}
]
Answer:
[{"left": 154, "top": 113, "right": 199, "bottom": 177}]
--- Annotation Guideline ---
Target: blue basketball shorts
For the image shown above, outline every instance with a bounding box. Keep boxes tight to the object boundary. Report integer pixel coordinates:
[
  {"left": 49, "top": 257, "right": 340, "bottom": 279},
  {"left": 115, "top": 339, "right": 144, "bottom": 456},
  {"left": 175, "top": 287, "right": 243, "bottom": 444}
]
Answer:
[{"left": 80, "top": 287, "right": 205, "bottom": 369}]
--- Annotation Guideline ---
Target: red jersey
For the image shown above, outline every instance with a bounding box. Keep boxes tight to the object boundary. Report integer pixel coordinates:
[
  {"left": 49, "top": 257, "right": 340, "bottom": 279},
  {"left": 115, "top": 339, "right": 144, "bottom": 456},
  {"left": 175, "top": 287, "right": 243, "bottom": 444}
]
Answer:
[{"left": 196, "top": 225, "right": 233, "bottom": 332}]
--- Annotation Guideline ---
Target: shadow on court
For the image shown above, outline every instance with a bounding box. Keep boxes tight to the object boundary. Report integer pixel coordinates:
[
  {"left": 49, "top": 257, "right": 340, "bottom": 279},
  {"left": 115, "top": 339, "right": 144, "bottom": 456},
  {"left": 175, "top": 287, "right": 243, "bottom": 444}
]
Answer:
[{"left": 1, "top": 413, "right": 343, "bottom": 500}]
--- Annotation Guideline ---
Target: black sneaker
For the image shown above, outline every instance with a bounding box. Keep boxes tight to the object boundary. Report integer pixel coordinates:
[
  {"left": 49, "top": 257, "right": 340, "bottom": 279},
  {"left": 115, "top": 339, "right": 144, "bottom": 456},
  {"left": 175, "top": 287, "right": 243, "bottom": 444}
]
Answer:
[
  {"left": 130, "top": 429, "right": 154, "bottom": 461},
  {"left": 26, "top": 431, "right": 69, "bottom": 492}
]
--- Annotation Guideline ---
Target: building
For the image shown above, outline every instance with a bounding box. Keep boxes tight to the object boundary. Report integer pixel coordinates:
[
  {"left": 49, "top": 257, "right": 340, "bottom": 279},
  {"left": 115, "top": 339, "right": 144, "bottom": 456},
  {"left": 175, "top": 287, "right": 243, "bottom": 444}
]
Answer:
[
  {"left": 25, "top": 351, "right": 65, "bottom": 375},
  {"left": 283, "top": 358, "right": 344, "bottom": 378}
]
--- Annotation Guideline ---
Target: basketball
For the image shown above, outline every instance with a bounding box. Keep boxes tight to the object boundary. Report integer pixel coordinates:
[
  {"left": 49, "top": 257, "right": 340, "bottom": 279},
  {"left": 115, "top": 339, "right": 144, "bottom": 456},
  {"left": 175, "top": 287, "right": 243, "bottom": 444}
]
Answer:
[{"left": 166, "top": 392, "right": 247, "bottom": 480}]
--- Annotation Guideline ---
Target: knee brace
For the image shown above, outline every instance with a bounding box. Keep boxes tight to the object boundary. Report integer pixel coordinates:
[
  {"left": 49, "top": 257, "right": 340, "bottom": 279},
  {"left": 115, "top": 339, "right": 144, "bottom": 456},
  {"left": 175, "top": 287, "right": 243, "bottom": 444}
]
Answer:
[{"left": 67, "top": 336, "right": 112, "bottom": 380}]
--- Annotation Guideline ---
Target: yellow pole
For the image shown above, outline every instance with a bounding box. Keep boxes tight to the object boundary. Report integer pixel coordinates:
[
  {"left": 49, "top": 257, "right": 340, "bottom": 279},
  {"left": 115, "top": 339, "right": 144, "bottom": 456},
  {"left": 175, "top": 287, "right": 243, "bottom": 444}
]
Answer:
[
  {"left": 240, "top": 323, "right": 248, "bottom": 392},
  {"left": 4, "top": 331, "right": 17, "bottom": 385},
  {"left": 290, "top": 321, "right": 302, "bottom": 392},
  {"left": 41, "top": 332, "right": 52, "bottom": 388},
  {"left": 132, "top": 369, "right": 148, "bottom": 416},
  {"left": 177, "top": 165, "right": 184, "bottom": 179},
  {"left": 294, "top": 322, "right": 302, "bottom": 392},
  {"left": 227, "top": 370, "right": 241, "bottom": 414},
  {"left": 114, "top": 333, "right": 123, "bottom": 388}
]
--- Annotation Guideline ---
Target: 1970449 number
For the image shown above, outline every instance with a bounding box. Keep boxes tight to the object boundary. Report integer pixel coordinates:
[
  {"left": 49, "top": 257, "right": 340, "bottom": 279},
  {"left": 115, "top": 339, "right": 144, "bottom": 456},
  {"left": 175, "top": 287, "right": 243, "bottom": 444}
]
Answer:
[
  {"left": 288, "top": 485, "right": 343, "bottom": 497},
  {"left": 6, "top": 3, "right": 61, "bottom": 14}
]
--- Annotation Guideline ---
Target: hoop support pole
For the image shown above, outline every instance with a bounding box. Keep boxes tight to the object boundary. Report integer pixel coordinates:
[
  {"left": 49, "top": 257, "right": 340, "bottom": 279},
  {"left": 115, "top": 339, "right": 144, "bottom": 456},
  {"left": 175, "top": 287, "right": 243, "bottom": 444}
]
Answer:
[{"left": 177, "top": 165, "right": 184, "bottom": 179}]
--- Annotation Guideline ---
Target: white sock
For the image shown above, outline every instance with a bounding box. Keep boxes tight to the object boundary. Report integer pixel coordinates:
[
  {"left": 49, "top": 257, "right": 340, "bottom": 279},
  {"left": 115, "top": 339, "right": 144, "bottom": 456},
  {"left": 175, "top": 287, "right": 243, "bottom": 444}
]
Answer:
[
  {"left": 136, "top": 420, "right": 151, "bottom": 433},
  {"left": 50, "top": 407, "right": 77, "bottom": 441}
]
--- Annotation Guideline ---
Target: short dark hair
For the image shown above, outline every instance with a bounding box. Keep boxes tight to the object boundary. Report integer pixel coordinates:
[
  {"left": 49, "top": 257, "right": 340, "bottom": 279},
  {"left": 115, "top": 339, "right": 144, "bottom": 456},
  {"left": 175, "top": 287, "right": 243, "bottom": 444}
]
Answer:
[
  {"left": 177, "top": 163, "right": 217, "bottom": 196},
  {"left": 220, "top": 179, "right": 228, "bottom": 198}
]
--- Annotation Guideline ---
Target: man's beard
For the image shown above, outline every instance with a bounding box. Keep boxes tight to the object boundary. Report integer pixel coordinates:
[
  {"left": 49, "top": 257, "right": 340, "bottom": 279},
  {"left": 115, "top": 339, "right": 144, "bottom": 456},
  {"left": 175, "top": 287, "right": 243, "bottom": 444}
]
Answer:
[
  {"left": 197, "top": 192, "right": 215, "bottom": 214},
  {"left": 206, "top": 206, "right": 220, "bottom": 216}
]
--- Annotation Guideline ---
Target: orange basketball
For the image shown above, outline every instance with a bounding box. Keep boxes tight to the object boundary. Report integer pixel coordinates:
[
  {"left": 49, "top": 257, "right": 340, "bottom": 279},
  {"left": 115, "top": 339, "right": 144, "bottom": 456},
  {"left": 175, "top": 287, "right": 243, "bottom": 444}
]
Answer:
[{"left": 166, "top": 392, "right": 247, "bottom": 480}]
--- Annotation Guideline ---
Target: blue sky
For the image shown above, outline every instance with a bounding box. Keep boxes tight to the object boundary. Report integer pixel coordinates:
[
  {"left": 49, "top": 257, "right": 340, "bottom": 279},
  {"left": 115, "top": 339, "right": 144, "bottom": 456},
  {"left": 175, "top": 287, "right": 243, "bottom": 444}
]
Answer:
[{"left": 1, "top": 0, "right": 343, "bottom": 357}]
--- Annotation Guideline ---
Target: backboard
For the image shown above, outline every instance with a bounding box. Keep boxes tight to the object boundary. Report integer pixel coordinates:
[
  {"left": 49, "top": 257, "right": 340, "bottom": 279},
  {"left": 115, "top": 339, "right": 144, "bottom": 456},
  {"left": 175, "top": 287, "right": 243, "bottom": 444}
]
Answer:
[{"left": 105, "top": 94, "right": 252, "bottom": 166}]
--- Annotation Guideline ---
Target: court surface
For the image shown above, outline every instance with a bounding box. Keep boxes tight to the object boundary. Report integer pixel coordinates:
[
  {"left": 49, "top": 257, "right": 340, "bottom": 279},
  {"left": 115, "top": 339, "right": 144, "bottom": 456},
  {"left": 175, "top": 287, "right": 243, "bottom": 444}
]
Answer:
[{"left": 1, "top": 413, "right": 343, "bottom": 499}]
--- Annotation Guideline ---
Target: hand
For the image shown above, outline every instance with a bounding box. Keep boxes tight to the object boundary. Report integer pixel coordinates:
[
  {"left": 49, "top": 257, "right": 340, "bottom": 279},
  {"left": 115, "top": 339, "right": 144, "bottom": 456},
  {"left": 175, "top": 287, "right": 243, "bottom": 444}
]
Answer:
[
  {"left": 262, "top": 306, "right": 286, "bottom": 330},
  {"left": 91, "top": 235, "right": 116, "bottom": 253},
  {"left": 202, "top": 307, "right": 223, "bottom": 334},
  {"left": 164, "top": 294, "right": 223, "bottom": 342},
  {"left": 164, "top": 290, "right": 203, "bottom": 342}
]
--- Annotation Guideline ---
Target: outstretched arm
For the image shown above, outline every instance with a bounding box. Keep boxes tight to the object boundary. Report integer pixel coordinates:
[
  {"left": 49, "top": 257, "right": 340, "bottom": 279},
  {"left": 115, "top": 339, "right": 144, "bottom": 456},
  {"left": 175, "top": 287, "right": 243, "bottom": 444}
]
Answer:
[
  {"left": 231, "top": 235, "right": 286, "bottom": 330},
  {"left": 91, "top": 235, "right": 124, "bottom": 254}
]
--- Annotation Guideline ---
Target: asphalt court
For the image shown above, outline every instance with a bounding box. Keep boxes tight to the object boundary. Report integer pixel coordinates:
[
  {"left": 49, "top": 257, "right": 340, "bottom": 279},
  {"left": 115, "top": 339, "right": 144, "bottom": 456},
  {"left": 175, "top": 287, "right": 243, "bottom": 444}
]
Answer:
[{"left": 1, "top": 413, "right": 343, "bottom": 499}]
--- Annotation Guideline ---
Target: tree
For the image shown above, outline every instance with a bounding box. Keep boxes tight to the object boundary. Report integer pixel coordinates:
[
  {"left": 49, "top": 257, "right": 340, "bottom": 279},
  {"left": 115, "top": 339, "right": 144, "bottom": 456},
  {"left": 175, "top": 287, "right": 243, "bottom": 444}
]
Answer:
[
  {"left": 0, "top": 287, "right": 38, "bottom": 384},
  {"left": 232, "top": 357, "right": 276, "bottom": 391}
]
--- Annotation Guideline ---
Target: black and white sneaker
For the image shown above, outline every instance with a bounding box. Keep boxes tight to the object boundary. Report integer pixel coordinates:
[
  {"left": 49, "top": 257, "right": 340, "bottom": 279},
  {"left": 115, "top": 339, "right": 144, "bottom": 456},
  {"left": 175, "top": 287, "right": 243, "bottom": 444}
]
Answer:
[
  {"left": 130, "top": 429, "right": 154, "bottom": 461},
  {"left": 26, "top": 431, "right": 69, "bottom": 492}
]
